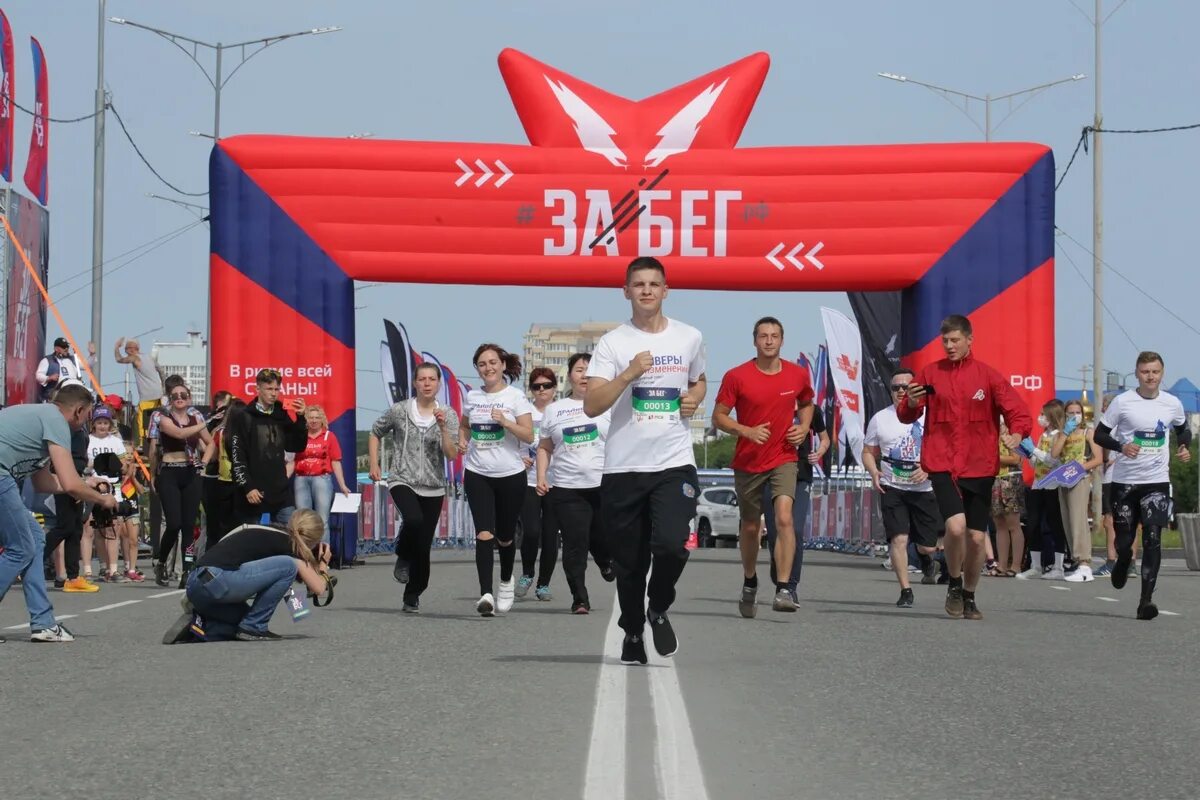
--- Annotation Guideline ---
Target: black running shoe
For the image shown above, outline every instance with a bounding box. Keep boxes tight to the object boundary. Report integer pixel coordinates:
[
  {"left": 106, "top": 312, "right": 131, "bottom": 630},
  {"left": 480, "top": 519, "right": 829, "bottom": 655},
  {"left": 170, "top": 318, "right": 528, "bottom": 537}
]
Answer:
[
  {"left": 962, "top": 594, "right": 983, "bottom": 620},
  {"left": 177, "top": 569, "right": 190, "bottom": 591},
  {"left": 620, "top": 634, "right": 648, "bottom": 665},
  {"left": 1111, "top": 552, "right": 1131, "bottom": 590},
  {"left": 235, "top": 628, "right": 283, "bottom": 641},
  {"left": 945, "top": 584, "right": 964, "bottom": 618},
  {"left": 896, "top": 588, "right": 914, "bottom": 608},
  {"left": 393, "top": 557, "right": 410, "bottom": 584},
  {"left": 647, "top": 610, "right": 678, "bottom": 657},
  {"left": 599, "top": 563, "right": 616, "bottom": 583},
  {"left": 921, "top": 559, "right": 938, "bottom": 585},
  {"left": 571, "top": 600, "right": 590, "bottom": 615},
  {"left": 1136, "top": 602, "right": 1158, "bottom": 621},
  {"left": 153, "top": 562, "right": 169, "bottom": 588}
]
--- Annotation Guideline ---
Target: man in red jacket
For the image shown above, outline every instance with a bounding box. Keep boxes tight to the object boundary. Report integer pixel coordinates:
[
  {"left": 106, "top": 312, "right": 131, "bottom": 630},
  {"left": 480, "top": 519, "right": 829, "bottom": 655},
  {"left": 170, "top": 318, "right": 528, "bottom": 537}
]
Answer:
[{"left": 899, "top": 315, "right": 1032, "bottom": 620}]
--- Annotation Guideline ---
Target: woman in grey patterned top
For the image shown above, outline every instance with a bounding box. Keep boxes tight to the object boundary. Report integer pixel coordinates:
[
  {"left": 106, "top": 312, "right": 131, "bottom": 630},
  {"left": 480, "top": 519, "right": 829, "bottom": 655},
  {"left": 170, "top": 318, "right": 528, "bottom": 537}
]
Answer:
[{"left": 368, "top": 363, "right": 459, "bottom": 612}]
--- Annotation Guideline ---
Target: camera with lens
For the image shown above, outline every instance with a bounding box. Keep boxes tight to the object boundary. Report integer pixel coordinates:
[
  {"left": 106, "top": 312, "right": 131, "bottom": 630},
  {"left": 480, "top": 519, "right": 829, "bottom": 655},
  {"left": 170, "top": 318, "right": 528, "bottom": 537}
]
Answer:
[{"left": 90, "top": 478, "right": 137, "bottom": 528}]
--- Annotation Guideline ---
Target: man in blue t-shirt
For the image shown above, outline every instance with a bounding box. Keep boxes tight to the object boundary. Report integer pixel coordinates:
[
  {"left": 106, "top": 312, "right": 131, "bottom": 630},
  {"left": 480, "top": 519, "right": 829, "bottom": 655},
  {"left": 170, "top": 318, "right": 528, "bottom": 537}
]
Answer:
[{"left": 0, "top": 383, "right": 118, "bottom": 643}]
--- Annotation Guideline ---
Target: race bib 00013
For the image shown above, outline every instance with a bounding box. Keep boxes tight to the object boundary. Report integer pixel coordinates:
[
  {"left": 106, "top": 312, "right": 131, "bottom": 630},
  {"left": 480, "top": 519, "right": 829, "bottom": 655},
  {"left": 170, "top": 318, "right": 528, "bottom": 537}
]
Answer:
[{"left": 632, "top": 386, "right": 680, "bottom": 424}]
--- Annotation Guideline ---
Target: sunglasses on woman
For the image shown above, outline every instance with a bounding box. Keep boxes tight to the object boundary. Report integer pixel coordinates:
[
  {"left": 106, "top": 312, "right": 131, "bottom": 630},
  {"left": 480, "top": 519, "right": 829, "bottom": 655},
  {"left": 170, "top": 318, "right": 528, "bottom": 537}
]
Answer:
[
  {"left": 531, "top": 382, "right": 555, "bottom": 391},
  {"left": 170, "top": 391, "right": 190, "bottom": 400}
]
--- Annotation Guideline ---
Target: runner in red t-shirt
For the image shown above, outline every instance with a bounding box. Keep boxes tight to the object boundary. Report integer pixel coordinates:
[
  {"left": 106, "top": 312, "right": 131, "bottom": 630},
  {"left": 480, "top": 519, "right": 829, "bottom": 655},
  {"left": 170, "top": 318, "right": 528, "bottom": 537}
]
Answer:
[{"left": 714, "top": 316, "right": 814, "bottom": 617}]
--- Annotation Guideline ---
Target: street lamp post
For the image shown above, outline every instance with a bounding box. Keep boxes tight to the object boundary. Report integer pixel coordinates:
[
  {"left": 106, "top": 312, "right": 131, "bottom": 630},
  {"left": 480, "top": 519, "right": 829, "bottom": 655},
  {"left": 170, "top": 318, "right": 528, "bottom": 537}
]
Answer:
[
  {"left": 877, "top": 71, "right": 1086, "bottom": 142},
  {"left": 107, "top": 17, "right": 340, "bottom": 397},
  {"left": 107, "top": 18, "right": 341, "bottom": 141}
]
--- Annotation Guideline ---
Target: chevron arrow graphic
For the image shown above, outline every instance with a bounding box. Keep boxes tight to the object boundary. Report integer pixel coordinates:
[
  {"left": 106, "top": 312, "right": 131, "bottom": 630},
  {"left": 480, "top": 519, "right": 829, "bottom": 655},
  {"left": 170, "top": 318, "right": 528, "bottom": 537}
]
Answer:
[
  {"left": 766, "top": 243, "right": 785, "bottom": 271},
  {"left": 785, "top": 242, "right": 804, "bottom": 270},
  {"left": 473, "top": 159, "right": 494, "bottom": 188},
  {"left": 806, "top": 241, "right": 825, "bottom": 270},
  {"left": 454, "top": 158, "right": 474, "bottom": 187},
  {"left": 494, "top": 159, "right": 513, "bottom": 187}
]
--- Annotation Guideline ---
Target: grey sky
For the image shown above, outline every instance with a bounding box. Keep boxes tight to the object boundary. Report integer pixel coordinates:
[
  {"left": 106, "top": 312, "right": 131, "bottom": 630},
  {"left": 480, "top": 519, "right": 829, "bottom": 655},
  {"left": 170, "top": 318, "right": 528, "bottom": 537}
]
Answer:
[{"left": 9, "top": 1, "right": 1198, "bottom": 424}]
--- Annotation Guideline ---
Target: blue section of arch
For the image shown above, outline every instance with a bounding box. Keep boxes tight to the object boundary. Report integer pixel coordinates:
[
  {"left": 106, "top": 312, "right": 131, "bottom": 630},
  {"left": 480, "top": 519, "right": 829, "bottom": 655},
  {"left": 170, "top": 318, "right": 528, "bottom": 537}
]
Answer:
[
  {"left": 209, "top": 146, "right": 355, "bottom": 349},
  {"left": 901, "top": 150, "right": 1054, "bottom": 353}
]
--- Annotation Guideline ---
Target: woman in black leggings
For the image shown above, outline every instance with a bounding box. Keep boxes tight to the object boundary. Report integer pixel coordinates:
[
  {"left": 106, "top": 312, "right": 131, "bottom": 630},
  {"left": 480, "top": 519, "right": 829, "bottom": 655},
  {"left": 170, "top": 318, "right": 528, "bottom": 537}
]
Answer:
[
  {"left": 458, "top": 343, "right": 534, "bottom": 617},
  {"left": 517, "top": 366, "right": 559, "bottom": 600},
  {"left": 151, "top": 379, "right": 211, "bottom": 587},
  {"left": 369, "top": 363, "right": 460, "bottom": 613},
  {"left": 536, "top": 352, "right": 614, "bottom": 614}
]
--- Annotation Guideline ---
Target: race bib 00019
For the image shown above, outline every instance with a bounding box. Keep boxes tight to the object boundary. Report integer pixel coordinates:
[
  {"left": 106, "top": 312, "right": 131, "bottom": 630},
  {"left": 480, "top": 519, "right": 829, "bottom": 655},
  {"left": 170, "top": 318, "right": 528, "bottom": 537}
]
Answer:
[
  {"left": 1133, "top": 428, "right": 1166, "bottom": 449},
  {"left": 885, "top": 460, "right": 920, "bottom": 484},
  {"left": 632, "top": 386, "right": 680, "bottom": 424}
]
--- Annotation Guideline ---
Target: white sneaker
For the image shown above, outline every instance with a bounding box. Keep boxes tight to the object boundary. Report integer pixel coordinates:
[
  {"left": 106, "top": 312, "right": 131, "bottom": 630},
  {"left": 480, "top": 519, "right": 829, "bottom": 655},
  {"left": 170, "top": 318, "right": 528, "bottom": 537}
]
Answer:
[
  {"left": 1015, "top": 568, "right": 1041, "bottom": 580},
  {"left": 476, "top": 593, "right": 495, "bottom": 617},
  {"left": 1042, "top": 567, "right": 1066, "bottom": 581},
  {"left": 497, "top": 579, "right": 515, "bottom": 614},
  {"left": 30, "top": 624, "right": 75, "bottom": 643},
  {"left": 1064, "top": 564, "right": 1094, "bottom": 583}
]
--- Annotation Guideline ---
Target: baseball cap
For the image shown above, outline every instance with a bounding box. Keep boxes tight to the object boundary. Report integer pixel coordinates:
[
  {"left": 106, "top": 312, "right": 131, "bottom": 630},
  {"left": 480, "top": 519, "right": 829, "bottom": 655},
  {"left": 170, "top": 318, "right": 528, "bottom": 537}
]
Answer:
[
  {"left": 105, "top": 395, "right": 124, "bottom": 411},
  {"left": 54, "top": 336, "right": 69, "bottom": 348},
  {"left": 92, "top": 405, "right": 113, "bottom": 421}
]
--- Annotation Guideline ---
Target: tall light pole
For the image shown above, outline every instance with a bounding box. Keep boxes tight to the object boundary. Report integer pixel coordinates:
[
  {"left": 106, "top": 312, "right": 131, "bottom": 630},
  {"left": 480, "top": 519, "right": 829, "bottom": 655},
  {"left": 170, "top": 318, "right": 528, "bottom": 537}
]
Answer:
[
  {"left": 91, "top": 0, "right": 106, "bottom": 383},
  {"left": 107, "top": 18, "right": 341, "bottom": 141},
  {"left": 107, "top": 17, "right": 340, "bottom": 395},
  {"left": 877, "top": 72, "right": 1086, "bottom": 141}
]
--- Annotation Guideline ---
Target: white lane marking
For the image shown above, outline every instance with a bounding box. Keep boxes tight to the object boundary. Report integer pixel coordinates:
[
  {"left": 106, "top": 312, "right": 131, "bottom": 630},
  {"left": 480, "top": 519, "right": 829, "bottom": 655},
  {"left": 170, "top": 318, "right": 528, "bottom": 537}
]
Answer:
[
  {"left": 147, "top": 590, "right": 185, "bottom": 599},
  {"left": 1159, "top": 610, "right": 1180, "bottom": 616},
  {"left": 1049, "top": 586, "right": 1071, "bottom": 591},
  {"left": 4, "top": 613, "right": 78, "bottom": 631},
  {"left": 648, "top": 646, "right": 710, "bottom": 800},
  {"left": 583, "top": 592, "right": 626, "bottom": 800},
  {"left": 1096, "top": 597, "right": 1119, "bottom": 602},
  {"left": 86, "top": 600, "right": 143, "bottom": 613}
]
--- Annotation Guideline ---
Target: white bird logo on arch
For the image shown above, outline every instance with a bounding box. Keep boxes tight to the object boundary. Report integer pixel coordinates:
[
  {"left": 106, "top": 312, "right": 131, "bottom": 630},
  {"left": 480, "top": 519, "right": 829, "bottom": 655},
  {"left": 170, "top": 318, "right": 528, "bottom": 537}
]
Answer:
[{"left": 544, "top": 75, "right": 729, "bottom": 169}]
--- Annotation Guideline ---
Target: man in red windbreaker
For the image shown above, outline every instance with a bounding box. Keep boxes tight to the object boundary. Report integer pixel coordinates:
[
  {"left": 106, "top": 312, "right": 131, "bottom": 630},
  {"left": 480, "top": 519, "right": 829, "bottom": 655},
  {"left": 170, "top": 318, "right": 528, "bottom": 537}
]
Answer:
[{"left": 898, "top": 314, "right": 1032, "bottom": 621}]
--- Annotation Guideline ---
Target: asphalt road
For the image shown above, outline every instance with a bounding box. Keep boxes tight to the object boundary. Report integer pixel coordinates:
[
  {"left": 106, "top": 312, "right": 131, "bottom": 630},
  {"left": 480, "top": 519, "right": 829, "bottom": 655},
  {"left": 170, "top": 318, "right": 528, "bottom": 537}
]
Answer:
[{"left": 2, "top": 549, "right": 1199, "bottom": 800}]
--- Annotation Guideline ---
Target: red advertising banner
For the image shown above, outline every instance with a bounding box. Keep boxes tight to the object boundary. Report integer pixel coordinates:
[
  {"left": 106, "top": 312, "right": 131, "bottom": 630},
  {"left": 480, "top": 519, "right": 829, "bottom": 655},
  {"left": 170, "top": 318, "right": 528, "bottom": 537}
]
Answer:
[
  {"left": 22, "top": 36, "right": 46, "bottom": 205},
  {"left": 5, "top": 191, "right": 48, "bottom": 404},
  {"left": 0, "top": 10, "right": 14, "bottom": 183}
]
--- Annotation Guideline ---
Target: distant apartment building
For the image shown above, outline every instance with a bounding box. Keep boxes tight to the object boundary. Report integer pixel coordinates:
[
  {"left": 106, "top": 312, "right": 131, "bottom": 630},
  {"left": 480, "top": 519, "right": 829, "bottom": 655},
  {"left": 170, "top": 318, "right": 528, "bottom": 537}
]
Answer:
[
  {"left": 153, "top": 331, "right": 207, "bottom": 402},
  {"left": 522, "top": 321, "right": 621, "bottom": 389}
]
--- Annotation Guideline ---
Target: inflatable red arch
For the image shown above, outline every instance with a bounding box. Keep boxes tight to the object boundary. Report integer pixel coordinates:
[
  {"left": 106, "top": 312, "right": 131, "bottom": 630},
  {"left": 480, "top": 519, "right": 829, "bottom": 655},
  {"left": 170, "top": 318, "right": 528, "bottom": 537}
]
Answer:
[{"left": 210, "top": 48, "right": 1054, "bottom": 460}]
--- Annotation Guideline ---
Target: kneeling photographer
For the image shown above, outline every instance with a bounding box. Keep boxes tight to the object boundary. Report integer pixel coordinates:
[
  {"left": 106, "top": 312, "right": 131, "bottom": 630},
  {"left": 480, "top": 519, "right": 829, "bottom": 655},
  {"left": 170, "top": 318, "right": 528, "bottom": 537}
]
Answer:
[{"left": 163, "top": 508, "right": 332, "bottom": 644}]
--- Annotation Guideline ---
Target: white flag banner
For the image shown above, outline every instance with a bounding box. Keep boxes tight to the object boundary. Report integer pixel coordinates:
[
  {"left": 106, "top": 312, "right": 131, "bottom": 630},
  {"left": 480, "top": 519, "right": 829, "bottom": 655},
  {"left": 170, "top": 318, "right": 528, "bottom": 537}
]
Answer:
[{"left": 820, "top": 306, "right": 865, "bottom": 465}]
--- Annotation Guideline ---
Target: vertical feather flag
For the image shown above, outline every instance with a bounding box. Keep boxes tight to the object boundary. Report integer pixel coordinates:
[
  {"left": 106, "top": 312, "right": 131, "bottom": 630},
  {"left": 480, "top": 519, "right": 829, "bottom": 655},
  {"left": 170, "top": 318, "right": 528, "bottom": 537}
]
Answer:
[
  {"left": 0, "top": 10, "right": 14, "bottom": 182},
  {"left": 22, "top": 36, "right": 47, "bottom": 204}
]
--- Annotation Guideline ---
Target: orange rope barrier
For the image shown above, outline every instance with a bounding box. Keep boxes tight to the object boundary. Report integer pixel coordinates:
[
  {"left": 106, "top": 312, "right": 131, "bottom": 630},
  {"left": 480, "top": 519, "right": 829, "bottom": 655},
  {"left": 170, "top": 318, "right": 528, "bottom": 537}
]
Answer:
[{"left": 0, "top": 213, "right": 105, "bottom": 401}]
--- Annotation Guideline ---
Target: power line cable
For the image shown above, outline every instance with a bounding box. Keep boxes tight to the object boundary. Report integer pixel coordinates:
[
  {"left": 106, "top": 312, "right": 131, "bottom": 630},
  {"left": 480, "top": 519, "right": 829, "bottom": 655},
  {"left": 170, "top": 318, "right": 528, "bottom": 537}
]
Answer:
[
  {"left": 1054, "top": 241, "right": 1139, "bottom": 352},
  {"left": 0, "top": 89, "right": 104, "bottom": 123},
  {"left": 107, "top": 100, "right": 207, "bottom": 197},
  {"left": 1055, "top": 226, "right": 1200, "bottom": 339},
  {"left": 48, "top": 218, "right": 205, "bottom": 290},
  {"left": 51, "top": 219, "right": 204, "bottom": 306},
  {"left": 1056, "top": 121, "right": 1200, "bottom": 190}
]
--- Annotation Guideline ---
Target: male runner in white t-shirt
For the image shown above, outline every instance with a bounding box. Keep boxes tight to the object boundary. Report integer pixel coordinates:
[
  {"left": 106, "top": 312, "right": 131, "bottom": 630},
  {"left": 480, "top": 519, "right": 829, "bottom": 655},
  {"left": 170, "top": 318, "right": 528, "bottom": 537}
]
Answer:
[
  {"left": 585, "top": 257, "right": 706, "bottom": 665},
  {"left": 1093, "top": 351, "right": 1191, "bottom": 620}
]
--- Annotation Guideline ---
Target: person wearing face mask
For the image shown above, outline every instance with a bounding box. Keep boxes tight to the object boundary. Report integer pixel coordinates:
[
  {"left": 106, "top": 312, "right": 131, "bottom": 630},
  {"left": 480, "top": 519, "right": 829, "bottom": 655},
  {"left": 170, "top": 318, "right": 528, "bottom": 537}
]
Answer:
[
  {"left": 369, "top": 363, "right": 459, "bottom": 613},
  {"left": 1092, "top": 351, "right": 1191, "bottom": 620},
  {"left": 1017, "top": 400, "right": 1069, "bottom": 580},
  {"left": 1054, "top": 399, "right": 1105, "bottom": 582},
  {"left": 458, "top": 344, "right": 535, "bottom": 616}
]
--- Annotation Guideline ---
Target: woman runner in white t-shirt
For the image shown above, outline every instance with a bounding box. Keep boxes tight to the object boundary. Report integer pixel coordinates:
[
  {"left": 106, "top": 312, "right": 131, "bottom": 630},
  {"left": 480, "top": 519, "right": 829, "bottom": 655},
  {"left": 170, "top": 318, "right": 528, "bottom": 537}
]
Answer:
[
  {"left": 457, "top": 344, "right": 534, "bottom": 616},
  {"left": 536, "top": 353, "right": 615, "bottom": 614},
  {"left": 517, "top": 366, "right": 559, "bottom": 601}
]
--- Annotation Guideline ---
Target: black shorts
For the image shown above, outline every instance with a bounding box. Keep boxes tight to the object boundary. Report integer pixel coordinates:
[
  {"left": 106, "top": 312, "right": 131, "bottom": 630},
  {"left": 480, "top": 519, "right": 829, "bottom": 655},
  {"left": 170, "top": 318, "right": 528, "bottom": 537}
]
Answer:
[
  {"left": 880, "top": 489, "right": 940, "bottom": 548},
  {"left": 929, "top": 473, "right": 994, "bottom": 533},
  {"left": 1110, "top": 482, "right": 1173, "bottom": 531},
  {"left": 1102, "top": 482, "right": 1113, "bottom": 516}
]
